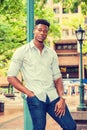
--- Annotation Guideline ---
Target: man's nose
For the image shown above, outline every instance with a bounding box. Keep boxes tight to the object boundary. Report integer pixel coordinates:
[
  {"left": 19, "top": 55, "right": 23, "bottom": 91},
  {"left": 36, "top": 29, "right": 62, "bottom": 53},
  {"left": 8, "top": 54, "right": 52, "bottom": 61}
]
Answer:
[{"left": 40, "top": 31, "right": 44, "bottom": 34}]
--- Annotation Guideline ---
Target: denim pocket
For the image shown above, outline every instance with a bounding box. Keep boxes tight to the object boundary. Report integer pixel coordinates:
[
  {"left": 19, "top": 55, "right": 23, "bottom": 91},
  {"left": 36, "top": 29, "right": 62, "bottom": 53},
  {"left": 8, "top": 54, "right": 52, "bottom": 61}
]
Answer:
[
  {"left": 27, "top": 96, "right": 36, "bottom": 102},
  {"left": 27, "top": 96, "right": 40, "bottom": 105}
]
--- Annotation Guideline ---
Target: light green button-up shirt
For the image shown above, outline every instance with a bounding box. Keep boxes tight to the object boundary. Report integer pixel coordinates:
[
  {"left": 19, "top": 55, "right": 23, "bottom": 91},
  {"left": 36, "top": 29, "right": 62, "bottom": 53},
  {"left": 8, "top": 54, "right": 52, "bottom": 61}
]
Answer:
[{"left": 7, "top": 41, "right": 61, "bottom": 102}]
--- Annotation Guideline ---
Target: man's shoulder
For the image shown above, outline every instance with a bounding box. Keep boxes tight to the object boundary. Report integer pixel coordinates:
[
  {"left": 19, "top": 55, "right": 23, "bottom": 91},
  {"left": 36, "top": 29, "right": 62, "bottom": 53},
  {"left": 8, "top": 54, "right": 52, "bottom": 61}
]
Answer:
[
  {"left": 15, "top": 43, "right": 30, "bottom": 52},
  {"left": 12, "top": 43, "right": 30, "bottom": 59}
]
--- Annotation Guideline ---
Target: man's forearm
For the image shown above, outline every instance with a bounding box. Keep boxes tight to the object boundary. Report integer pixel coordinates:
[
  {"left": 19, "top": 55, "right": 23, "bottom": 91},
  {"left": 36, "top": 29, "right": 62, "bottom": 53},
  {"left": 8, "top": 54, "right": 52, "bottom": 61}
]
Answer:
[
  {"left": 7, "top": 76, "right": 34, "bottom": 97},
  {"left": 54, "top": 77, "right": 64, "bottom": 97}
]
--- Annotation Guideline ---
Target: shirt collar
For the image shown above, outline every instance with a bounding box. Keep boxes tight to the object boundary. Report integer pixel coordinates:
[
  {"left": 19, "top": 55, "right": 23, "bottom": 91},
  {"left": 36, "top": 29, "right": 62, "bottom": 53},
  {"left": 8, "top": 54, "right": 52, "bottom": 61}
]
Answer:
[
  {"left": 29, "top": 40, "right": 35, "bottom": 48},
  {"left": 29, "top": 40, "right": 48, "bottom": 52}
]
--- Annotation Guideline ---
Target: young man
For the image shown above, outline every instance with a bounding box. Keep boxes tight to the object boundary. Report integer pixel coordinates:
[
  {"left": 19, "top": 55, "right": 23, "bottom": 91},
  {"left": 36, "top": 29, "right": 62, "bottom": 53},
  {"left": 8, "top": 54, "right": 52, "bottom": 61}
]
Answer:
[{"left": 7, "top": 19, "right": 76, "bottom": 130}]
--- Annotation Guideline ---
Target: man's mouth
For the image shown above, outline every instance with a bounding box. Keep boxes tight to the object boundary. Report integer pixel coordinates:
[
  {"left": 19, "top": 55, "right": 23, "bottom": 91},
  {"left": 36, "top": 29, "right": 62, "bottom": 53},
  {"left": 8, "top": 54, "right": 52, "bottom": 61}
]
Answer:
[{"left": 38, "top": 35, "right": 45, "bottom": 40}]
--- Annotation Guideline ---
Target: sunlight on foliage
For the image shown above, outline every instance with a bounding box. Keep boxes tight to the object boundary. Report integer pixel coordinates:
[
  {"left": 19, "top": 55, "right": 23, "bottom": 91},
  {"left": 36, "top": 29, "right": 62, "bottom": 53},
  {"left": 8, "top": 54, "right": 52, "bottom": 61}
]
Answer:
[{"left": 0, "top": 0, "right": 87, "bottom": 75}]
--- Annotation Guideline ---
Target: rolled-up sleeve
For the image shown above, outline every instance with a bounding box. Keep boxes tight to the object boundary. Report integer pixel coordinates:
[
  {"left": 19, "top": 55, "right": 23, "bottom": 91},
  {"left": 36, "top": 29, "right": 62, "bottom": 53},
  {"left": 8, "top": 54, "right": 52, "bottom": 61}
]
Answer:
[
  {"left": 52, "top": 52, "right": 61, "bottom": 80},
  {"left": 7, "top": 48, "right": 23, "bottom": 77}
]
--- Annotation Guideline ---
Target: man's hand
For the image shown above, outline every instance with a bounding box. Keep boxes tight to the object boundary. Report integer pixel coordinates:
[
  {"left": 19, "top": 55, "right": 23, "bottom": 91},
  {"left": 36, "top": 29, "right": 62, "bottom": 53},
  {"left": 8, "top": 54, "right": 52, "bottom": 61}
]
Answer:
[
  {"left": 54, "top": 98, "right": 66, "bottom": 118},
  {"left": 27, "top": 91, "right": 35, "bottom": 98}
]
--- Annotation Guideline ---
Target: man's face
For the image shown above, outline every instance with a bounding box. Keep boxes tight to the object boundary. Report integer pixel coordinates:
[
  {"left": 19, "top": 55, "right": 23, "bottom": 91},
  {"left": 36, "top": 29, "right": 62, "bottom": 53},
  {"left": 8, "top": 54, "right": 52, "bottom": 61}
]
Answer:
[{"left": 33, "top": 24, "right": 49, "bottom": 43}]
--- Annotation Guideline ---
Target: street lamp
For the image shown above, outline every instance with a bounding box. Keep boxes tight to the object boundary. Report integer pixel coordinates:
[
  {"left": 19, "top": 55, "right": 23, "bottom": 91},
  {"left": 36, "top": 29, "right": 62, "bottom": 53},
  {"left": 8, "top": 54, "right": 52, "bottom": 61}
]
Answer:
[{"left": 75, "top": 25, "right": 87, "bottom": 111}]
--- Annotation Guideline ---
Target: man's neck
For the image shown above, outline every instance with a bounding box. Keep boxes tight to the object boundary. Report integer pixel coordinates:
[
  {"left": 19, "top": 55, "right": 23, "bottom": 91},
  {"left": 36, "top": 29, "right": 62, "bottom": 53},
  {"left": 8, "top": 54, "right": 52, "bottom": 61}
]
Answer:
[{"left": 33, "top": 40, "right": 44, "bottom": 53}]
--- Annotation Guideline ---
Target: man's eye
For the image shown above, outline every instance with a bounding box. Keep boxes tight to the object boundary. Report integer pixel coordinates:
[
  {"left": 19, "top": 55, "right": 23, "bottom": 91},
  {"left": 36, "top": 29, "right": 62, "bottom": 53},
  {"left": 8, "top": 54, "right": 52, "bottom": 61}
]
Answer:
[
  {"left": 38, "top": 29, "right": 48, "bottom": 33},
  {"left": 38, "top": 29, "right": 42, "bottom": 32}
]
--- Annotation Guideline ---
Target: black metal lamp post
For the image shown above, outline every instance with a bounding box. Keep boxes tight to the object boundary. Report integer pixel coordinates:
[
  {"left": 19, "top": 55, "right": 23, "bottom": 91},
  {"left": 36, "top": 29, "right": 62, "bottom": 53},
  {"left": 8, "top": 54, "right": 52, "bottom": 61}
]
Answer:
[{"left": 75, "top": 25, "right": 87, "bottom": 111}]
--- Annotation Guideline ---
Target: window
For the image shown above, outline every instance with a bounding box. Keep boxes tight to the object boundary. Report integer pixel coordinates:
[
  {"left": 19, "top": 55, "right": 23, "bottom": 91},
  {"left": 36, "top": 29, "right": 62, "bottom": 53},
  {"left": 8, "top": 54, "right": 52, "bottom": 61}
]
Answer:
[
  {"left": 57, "top": 45, "right": 62, "bottom": 49},
  {"left": 67, "top": 66, "right": 78, "bottom": 73},
  {"left": 63, "top": 45, "right": 68, "bottom": 49},
  {"left": 60, "top": 66, "right": 78, "bottom": 78},
  {"left": 67, "top": 45, "right": 72, "bottom": 49},
  {"left": 72, "top": 45, "right": 77, "bottom": 49},
  {"left": 55, "top": 44, "right": 77, "bottom": 50},
  {"left": 60, "top": 66, "right": 78, "bottom": 73},
  {"left": 60, "top": 67, "right": 66, "bottom": 73},
  {"left": 72, "top": 8, "right": 78, "bottom": 13},
  {"left": 62, "top": 29, "right": 69, "bottom": 37},
  {"left": 62, "top": 8, "right": 69, "bottom": 14},
  {"left": 53, "top": 7, "right": 59, "bottom": 14},
  {"left": 72, "top": 29, "right": 75, "bottom": 36},
  {"left": 84, "top": 17, "right": 87, "bottom": 24}
]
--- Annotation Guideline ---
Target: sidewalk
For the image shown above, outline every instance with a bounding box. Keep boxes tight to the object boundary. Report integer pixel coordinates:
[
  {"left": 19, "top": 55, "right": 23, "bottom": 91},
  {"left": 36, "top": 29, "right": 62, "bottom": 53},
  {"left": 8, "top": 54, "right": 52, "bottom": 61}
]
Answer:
[
  {"left": 0, "top": 93, "right": 79, "bottom": 130},
  {"left": 0, "top": 114, "right": 62, "bottom": 130}
]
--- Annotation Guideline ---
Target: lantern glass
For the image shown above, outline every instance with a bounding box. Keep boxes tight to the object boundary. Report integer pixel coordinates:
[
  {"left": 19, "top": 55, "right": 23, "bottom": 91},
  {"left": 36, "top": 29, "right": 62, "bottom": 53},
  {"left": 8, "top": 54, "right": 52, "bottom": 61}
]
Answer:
[{"left": 75, "top": 25, "right": 85, "bottom": 41}]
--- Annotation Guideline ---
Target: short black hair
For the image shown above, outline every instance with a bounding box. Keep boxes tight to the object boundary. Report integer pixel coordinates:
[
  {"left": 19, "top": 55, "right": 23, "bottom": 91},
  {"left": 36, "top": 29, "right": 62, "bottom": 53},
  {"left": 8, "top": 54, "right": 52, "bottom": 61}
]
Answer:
[{"left": 35, "top": 19, "right": 50, "bottom": 28}]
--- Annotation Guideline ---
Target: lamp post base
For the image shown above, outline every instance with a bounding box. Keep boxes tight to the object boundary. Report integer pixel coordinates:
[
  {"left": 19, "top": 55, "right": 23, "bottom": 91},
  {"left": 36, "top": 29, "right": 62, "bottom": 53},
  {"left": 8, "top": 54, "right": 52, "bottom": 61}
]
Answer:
[{"left": 77, "top": 104, "right": 87, "bottom": 111}]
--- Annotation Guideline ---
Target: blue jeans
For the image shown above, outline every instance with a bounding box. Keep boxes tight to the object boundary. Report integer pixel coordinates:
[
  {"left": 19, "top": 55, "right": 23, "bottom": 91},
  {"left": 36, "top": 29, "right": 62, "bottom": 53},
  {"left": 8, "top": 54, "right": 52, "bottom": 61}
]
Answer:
[{"left": 27, "top": 96, "right": 76, "bottom": 130}]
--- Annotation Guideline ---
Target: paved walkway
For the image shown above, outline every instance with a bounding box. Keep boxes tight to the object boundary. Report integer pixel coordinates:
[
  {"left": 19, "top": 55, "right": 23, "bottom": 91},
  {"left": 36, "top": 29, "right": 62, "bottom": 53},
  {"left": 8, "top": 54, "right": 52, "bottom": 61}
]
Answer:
[
  {"left": 0, "top": 115, "right": 24, "bottom": 130},
  {"left": 0, "top": 114, "right": 62, "bottom": 130},
  {"left": 0, "top": 93, "right": 80, "bottom": 130}
]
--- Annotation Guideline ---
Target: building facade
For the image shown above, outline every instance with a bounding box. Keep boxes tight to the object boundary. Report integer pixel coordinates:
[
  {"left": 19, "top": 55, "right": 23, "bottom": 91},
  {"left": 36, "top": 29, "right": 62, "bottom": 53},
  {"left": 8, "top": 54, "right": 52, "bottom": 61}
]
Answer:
[{"left": 47, "top": 0, "right": 87, "bottom": 79}]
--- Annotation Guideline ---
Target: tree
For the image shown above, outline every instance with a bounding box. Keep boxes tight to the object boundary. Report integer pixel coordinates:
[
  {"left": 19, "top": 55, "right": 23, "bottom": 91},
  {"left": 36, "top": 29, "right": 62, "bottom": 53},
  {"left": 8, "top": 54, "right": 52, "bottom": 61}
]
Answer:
[
  {"left": 0, "top": 0, "right": 27, "bottom": 75},
  {"left": 35, "top": 0, "right": 87, "bottom": 15},
  {"left": 0, "top": 0, "right": 61, "bottom": 75},
  {"left": 0, "top": 0, "right": 87, "bottom": 75}
]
